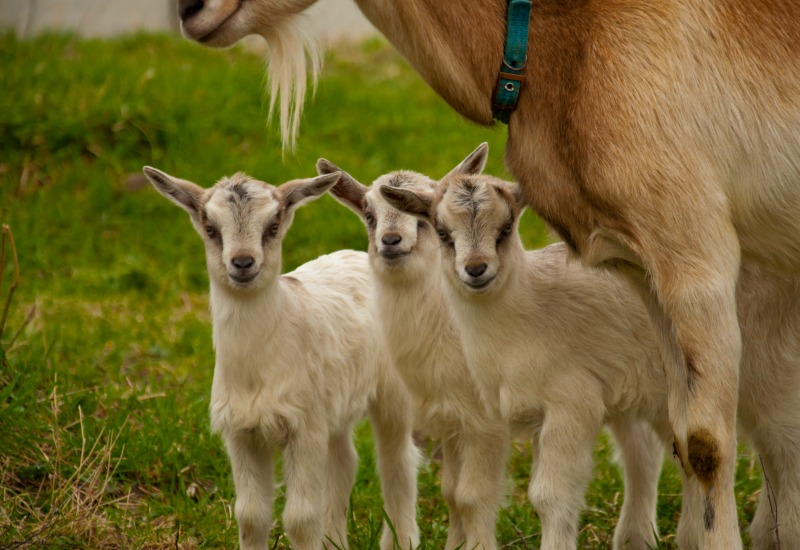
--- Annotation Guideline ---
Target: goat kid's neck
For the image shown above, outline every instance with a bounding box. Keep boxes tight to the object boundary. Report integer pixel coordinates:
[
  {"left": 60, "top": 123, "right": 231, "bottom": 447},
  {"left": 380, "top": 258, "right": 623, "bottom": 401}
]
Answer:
[{"left": 209, "top": 277, "right": 286, "bottom": 342}]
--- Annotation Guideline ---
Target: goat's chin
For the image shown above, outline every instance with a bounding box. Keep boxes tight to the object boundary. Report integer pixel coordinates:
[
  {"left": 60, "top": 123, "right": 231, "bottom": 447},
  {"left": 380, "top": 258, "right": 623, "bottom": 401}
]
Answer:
[
  {"left": 459, "top": 276, "right": 498, "bottom": 297},
  {"left": 182, "top": 0, "right": 245, "bottom": 46},
  {"left": 225, "top": 273, "right": 262, "bottom": 291}
]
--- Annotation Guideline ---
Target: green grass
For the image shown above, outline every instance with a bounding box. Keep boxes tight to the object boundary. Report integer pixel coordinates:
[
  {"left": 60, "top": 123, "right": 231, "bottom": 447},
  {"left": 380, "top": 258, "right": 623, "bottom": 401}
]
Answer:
[{"left": 0, "top": 32, "right": 763, "bottom": 548}]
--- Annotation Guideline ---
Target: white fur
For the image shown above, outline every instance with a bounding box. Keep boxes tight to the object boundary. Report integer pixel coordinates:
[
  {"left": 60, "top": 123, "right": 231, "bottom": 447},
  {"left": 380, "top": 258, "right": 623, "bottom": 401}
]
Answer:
[
  {"left": 322, "top": 162, "right": 510, "bottom": 550},
  {"left": 144, "top": 167, "right": 419, "bottom": 550}
]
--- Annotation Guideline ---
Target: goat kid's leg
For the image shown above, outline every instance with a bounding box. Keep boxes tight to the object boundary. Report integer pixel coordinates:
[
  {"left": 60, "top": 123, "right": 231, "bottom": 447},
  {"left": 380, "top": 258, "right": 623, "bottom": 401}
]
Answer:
[
  {"left": 528, "top": 411, "right": 601, "bottom": 550},
  {"left": 283, "top": 429, "right": 328, "bottom": 550},
  {"left": 370, "top": 387, "right": 420, "bottom": 549},
  {"left": 748, "top": 424, "right": 800, "bottom": 549},
  {"left": 225, "top": 431, "right": 275, "bottom": 550},
  {"left": 441, "top": 436, "right": 466, "bottom": 550},
  {"left": 609, "top": 418, "right": 663, "bottom": 550},
  {"left": 324, "top": 429, "right": 359, "bottom": 549},
  {"left": 455, "top": 429, "right": 509, "bottom": 550}
]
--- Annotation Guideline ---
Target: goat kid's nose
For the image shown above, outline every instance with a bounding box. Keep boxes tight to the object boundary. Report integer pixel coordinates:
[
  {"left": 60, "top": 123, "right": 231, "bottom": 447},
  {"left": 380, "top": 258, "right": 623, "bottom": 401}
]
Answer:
[
  {"left": 179, "top": 0, "right": 205, "bottom": 22},
  {"left": 381, "top": 233, "right": 402, "bottom": 246},
  {"left": 231, "top": 255, "right": 255, "bottom": 269},
  {"left": 465, "top": 263, "right": 488, "bottom": 277}
]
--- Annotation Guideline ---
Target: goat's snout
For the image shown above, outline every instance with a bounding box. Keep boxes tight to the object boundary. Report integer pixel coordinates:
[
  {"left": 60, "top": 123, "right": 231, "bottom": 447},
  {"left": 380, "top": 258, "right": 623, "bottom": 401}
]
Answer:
[
  {"left": 231, "top": 255, "right": 255, "bottom": 269},
  {"left": 379, "top": 232, "right": 411, "bottom": 261},
  {"left": 382, "top": 233, "right": 402, "bottom": 246},
  {"left": 465, "top": 263, "right": 488, "bottom": 277},
  {"left": 179, "top": 0, "right": 205, "bottom": 22},
  {"left": 228, "top": 253, "right": 259, "bottom": 286}
]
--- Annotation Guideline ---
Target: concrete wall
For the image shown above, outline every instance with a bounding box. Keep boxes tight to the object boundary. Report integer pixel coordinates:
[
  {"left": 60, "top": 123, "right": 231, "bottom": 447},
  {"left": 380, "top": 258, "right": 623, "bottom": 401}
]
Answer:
[{"left": 0, "top": 0, "right": 376, "bottom": 43}]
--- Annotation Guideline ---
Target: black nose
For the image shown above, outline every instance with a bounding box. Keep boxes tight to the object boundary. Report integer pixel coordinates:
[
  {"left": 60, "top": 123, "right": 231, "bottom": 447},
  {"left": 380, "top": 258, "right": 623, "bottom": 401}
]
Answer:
[
  {"left": 232, "top": 255, "right": 255, "bottom": 269},
  {"left": 465, "top": 263, "right": 488, "bottom": 277},
  {"left": 381, "top": 233, "right": 402, "bottom": 246},
  {"left": 179, "top": 0, "right": 204, "bottom": 22}
]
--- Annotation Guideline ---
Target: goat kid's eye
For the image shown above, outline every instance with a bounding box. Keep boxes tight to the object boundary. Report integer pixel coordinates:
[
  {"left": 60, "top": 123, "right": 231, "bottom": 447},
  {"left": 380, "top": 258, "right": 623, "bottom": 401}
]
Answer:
[
  {"left": 364, "top": 211, "right": 376, "bottom": 226},
  {"left": 205, "top": 225, "right": 218, "bottom": 239},
  {"left": 437, "top": 229, "right": 452, "bottom": 243},
  {"left": 497, "top": 223, "right": 514, "bottom": 244},
  {"left": 266, "top": 223, "right": 280, "bottom": 238}
]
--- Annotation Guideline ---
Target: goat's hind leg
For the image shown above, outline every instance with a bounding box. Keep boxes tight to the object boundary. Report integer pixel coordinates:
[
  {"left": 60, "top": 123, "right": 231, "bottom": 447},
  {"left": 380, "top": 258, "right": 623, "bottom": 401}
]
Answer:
[
  {"left": 609, "top": 418, "right": 663, "bottom": 550},
  {"left": 225, "top": 430, "right": 275, "bottom": 550},
  {"left": 324, "top": 429, "right": 359, "bottom": 549}
]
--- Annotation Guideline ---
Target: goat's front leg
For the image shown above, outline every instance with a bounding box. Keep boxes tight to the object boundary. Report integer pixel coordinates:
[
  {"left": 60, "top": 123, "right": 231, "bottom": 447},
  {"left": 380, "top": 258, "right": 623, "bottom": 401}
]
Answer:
[
  {"left": 455, "top": 429, "right": 509, "bottom": 550},
  {"left": 608, "top": 417, "right": 663, "bottom": 550},
  {"left": 370, "top": 380, "right": 420, "bottom": 550},
  {"left": 440, "top": 436, "right": 466, "bottom": 550},
  {"left": 283, "top": 427, "right": 328, "bottom": 550},
  {"left": 225, "top": 430, "right": 275, "bottom": 550},
  {"left": 528, "top": 408, "right": 602, "bottom": 550}
]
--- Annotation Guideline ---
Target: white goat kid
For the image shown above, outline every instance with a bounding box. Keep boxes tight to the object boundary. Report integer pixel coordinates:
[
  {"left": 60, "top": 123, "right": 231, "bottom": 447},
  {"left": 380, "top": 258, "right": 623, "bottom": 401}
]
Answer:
[
  {"left": 316, "top": 159, "right": 510, "bottom": 550},
  {"left": 143, "top": 167, "right": 420, "bottom": 550},
  {"left": 381, "top": 144, "right": 800, "bottom": 549},
  {"left": 381, "top": 148, "right": 674, "bottom": 550}
]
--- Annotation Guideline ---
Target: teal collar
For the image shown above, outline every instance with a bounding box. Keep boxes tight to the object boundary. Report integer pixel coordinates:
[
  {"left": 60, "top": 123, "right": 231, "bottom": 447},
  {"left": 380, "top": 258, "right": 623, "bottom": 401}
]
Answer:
[{"left": 492, "top": 0, "right": 532, "bottom": 124}]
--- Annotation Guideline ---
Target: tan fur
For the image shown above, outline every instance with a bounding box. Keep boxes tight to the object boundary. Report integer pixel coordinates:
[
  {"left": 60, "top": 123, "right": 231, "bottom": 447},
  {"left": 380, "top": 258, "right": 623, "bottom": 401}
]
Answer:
[
  {"left": 180, "top": 0, "right": 800, "bottom": 545},
  {"left": 383, "top": 150, "right": 800, "bottom": 549},
  {"left": 143, "top": 167, "right": 420, "bottom": 550}
]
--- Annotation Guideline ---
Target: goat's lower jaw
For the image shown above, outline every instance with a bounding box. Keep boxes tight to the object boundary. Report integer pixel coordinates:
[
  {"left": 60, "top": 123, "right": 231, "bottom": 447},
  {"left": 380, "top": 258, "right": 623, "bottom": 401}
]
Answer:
[
  {"left": 463, "top": 277, "right": 495, "bottom": 293},
  {"left": 188, "top": 1, "right": 244, "bottom": 44}
]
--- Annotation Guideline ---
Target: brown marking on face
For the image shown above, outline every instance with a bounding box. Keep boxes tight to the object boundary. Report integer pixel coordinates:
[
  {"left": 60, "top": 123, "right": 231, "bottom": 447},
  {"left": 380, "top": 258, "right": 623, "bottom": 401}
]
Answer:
[
  {"left": 230, "top": 181, "right": 249, "bottom": 200},
  {"left": 687, "top": 429, "right": 720, "bottom": 486}
]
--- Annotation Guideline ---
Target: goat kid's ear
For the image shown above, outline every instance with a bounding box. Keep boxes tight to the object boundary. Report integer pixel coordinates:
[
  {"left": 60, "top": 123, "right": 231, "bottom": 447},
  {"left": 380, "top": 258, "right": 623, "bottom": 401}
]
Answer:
[
  {"left": 143, "top": 166, "right": 204, "bottom": 215},
  {"left": 448, "top": 142, "right": 489, "bottom": 177},
  {"left": 316, "top": 158, "right": 368, "bottom": 216},
  {"left": 279, "top": 172, "right": 342, "bottom": 212},
  {"left": 380, "top": 185, "right": 433, "bottom": 221}
]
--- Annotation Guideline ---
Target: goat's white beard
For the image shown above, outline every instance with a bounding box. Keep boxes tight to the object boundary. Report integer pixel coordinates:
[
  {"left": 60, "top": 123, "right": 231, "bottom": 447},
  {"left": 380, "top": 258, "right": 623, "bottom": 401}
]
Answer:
[{"left": 264, "top": 17, "right": 322, "bottom": 151}]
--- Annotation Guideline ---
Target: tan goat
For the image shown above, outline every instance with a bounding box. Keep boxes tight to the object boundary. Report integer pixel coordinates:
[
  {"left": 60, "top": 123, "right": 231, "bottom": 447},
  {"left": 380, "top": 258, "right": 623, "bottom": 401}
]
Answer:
[{"left": 176, "top": 0, "right": 800, "bottom": 545}]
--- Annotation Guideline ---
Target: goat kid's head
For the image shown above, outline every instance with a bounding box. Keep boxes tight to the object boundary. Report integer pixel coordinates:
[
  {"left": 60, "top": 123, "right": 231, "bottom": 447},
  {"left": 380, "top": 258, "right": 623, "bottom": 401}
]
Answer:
[
  {"left": 381, "top": 143, "right": 525, "bottom": 297},
  {"left": 143, "top": 166, "right": 340, "bottom": 292},
  {"left": 317, "top": 159, "right": 437, "bottom": 280}
]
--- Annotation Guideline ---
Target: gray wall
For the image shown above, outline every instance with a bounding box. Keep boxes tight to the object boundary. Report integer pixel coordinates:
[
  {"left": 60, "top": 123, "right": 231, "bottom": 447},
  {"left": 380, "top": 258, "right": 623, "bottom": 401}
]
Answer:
[{"left": 0, "top": 0, "right": 377, "bottom": 43}]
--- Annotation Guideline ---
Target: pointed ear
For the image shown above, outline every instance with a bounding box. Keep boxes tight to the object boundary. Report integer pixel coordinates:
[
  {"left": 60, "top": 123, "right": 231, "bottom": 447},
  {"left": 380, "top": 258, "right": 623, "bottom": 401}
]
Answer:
[
  {"left": 143, "top": 166, "right": 204, "bottom": 214},
  {"left": 279, "top": 172, "right": 341, "bottom": 212},
  {"left": 447, "top": 142, "right": 489, "bottom": 177},
  {"left": 317, "top": 158, "right": 368, "bottom": 216},
  {"left": 492, "top": 180, "right": 526, "bottom": 210},
  {"left": 380, "top": 185, "right": 433, "bottom": 221}
]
